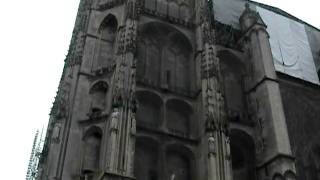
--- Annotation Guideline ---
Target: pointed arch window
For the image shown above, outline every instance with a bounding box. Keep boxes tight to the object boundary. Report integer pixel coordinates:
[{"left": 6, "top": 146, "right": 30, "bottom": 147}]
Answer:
[
  {"left": 82, "top": 128, "right": 102, "bottom": 171},
  {"left": 93, "top": 15, "right": 118, "bottom": 71},
  {"left": 89, "top": 81, "right": 109, "bottom": 115},
  {"left": 137, "top": 23, "right": 193, "bottom": 94}
]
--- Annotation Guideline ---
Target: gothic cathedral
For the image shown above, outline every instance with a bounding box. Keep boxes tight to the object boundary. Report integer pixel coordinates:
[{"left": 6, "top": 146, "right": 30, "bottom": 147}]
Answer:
[{"left": 37, "top": 0, "right": 320, "bottom": 180}]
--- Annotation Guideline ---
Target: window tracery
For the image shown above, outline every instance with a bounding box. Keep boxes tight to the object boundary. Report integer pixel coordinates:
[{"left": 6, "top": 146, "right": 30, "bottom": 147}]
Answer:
[
  {"left": 89, "top": 81, "right": 108, "bottom": 116},
  {"left": 137, "top": 23, "right": 193, "bottom": 94},
  {"left": 93, "top": 15, "right": 118, "bottom": 72},
  {"left": 143, "top": 0, "right": 192, "bottom": 22}
]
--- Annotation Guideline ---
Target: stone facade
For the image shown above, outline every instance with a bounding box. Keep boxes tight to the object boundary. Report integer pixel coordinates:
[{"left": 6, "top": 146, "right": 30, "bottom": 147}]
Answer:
[{"left": 37, "top": 0, "right": 320, "bottom": 180}]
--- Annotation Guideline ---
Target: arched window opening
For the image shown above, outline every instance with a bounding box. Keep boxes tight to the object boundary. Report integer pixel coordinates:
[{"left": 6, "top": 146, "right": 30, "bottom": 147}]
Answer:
[
  {"left": 83, "top": 128, "right": 102, "bottom": 171},
  {"left": 164, "top": 33, "right": 191, "bottom": 92},
  {"left": 230, "top": 130, "right": 256, "bottom": 180},
  {"left": 166, "top": 149, "right": 191, "bottom": 180},
  {"left": 89, "top": 81, "right": 108, "bottom": 115},
  {"left": 136, "top": 91, "right": 163, "bottom": 128},
  {"left": 137, "top": 22, "right": 193, "bottom": 94},
  {"left": 218, "top": 51, "right": 246, "bottom": 123},
  {"left": 134, "top": 137, "right": 159, "bottom": 180},
  {"left": 94, "top": 14, "right": 118, "bottom": 71},
  {"left": 166, "top": 99, "right": 192, "bottom": 136}
]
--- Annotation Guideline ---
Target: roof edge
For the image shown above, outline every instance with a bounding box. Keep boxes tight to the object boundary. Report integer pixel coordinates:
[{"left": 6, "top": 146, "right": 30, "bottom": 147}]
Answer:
[{"left": 249, "top": 0, "right": 320, "bottom": 32}]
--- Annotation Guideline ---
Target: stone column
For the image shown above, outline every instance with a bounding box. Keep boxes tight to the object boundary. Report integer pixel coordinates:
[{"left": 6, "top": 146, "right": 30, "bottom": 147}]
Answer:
[
  {"left": 239, "top": 4, "right": 296, "bottom": 179},
  {"left": 207, "top": 134, "right": 218, "bottom": 180},
  {"left": 104, "top": 0, "right": 140, "bottom": 179},
  {"left": 108, "top": 108, "right": 120, "bottom": 172},
  {"left": 196, "top": 1, "right": 232, "bottom": 180},
  {"left": 223, "top": 134, "right": 232, "bottom": 180}
]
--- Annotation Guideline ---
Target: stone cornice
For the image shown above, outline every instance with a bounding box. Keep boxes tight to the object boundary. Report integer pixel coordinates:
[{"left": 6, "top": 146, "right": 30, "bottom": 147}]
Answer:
[
  {"left": 237, "top": 23, "right": 269, "bottom": 47},
  {"left": 257, "top": 153, "right": 296, "bottom": 169},
  {"left": 141, "top": 8, "right": 194, "bottom": 28}
]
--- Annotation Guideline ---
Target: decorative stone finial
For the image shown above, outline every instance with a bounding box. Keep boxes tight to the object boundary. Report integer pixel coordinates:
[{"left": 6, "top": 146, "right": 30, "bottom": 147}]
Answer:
[{"left": 239, "top": 3, "right": 266, "bottom": 31}]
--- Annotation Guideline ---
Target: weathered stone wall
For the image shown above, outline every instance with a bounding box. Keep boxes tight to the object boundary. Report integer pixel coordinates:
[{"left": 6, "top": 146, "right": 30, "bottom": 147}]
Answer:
[{"left": 279, "top": 73, "right": 320, "bottom": 180}]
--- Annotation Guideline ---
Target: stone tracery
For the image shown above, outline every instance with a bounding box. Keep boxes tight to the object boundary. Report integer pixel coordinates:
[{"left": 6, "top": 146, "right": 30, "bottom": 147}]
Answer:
[
  {"left": 137, "top": 22, "right": 194, "bottom": 94},
  {"left": 93, "top": 14, "right": 118, "bottom": 72},
  {"left": 143, "top": 0, "right": 192, "bottom": 23}
]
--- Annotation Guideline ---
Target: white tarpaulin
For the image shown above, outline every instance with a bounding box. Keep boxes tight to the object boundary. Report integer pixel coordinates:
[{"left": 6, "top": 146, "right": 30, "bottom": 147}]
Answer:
[{"left": 257, "top": 7, "right": 320, "bottom": 84}]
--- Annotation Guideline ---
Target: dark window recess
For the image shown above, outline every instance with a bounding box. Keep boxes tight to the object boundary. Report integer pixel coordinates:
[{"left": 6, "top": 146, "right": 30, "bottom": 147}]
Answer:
[
  {"left": 149, "top": 170, "right": 158, "bottom": 180},
  {"left": 91, "top": 108, "right": 102, "bottom": 113},
  {"left": 81, "top": 171, "right": 94, "bottom": 180},
  {"left": 166, "top": 70, "right": 171, "bottom": 86}
]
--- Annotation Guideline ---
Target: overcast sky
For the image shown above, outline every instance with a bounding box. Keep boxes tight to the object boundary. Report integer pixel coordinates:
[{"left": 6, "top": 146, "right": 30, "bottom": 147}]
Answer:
[{"left": 0, "top": 0, "right": 318, "bottom": 179}]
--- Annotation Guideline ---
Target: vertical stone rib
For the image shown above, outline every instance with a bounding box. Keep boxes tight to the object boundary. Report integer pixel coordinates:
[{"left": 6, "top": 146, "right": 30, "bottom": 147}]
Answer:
[
  {"left": 197, "top": 0, "right": 232, "bottom": 180},
  {"left": 108, "top": 1, "right": 140, "bottom": 178},
  {"left": 239, "top": 4, "right": 296, "bottom": 179}
]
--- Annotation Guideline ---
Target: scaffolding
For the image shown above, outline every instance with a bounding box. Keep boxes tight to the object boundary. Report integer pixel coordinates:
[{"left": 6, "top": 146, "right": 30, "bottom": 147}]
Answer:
[{"left": 26, "top": 129, "right": 44, "bottom": 180}]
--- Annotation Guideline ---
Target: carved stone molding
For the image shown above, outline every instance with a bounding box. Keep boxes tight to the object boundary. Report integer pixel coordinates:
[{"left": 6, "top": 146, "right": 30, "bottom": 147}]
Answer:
[{"left": 96, "top": 0, "right": 125, "bottom": 11}]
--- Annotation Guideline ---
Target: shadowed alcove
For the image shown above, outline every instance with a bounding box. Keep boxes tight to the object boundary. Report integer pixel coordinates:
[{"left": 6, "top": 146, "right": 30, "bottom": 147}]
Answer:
[
  {"left": 82, "top": 126, "right": 102, "bottom": 172},
  {"left": 134, "top": 137, "right": 159, "bottom": 180},
  {"left": 166, "top": 99, "right": 192, "bottom": 136},
  {"left": 93, "top": 14, "right": 118, "bottom": 71},
  {"left": 89, "top": 81, "right": 109, "bottom": 115},
  {"left": 218, "top": 50, "right": 247, "bottom": 123},
  {"left": 230, "top": 129, "right": 256, "bottom": 180},
  {"left": 136, "top": 91, "right": 163, "bottom": 128},
  {"left": 166, "top": 144, "right": 193, "bottom": 180}
]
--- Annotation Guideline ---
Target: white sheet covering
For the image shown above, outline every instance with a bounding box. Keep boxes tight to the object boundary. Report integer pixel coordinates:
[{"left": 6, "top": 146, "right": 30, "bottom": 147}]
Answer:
[
  {"left": 257, "top": 7, "right": 320, "bottom": 84},
  {"left": 213, "top": 0, "right": 319, "bottom": 84}
]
